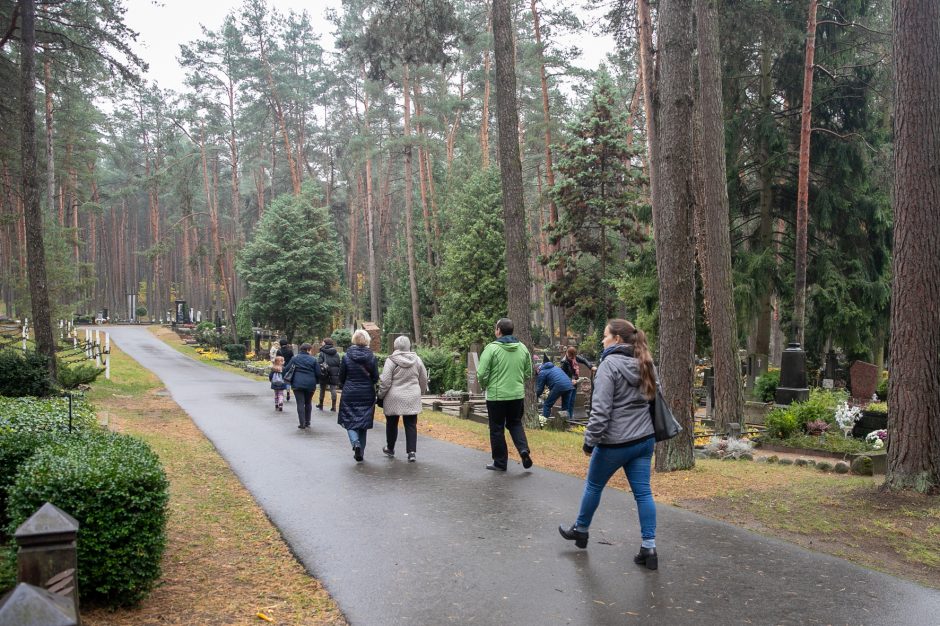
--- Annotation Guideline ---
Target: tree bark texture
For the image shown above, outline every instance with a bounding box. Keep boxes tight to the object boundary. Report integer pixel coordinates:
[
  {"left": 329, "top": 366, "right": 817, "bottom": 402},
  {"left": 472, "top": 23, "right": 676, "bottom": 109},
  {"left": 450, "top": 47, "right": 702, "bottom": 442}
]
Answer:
[
  {"left": 885, "top": 0, "right": 940, "bottom": 493},
  {"left": 695, "top": 0, "right": 744, "bottom": 430},
  {"left": 19, "top": 0, "right": 57, "bottom": 376},
  {"left": 793, "top": 0, "right": 818, "bottom": 346},
  {"left": 402, "top": 67, "right": 422, "bottom": 342},
  {"left": 492, "top": 0, "right": 535, "bottom": 409},
  {"left": 652, "top": 0, "right": 696, "bottom": 471}
]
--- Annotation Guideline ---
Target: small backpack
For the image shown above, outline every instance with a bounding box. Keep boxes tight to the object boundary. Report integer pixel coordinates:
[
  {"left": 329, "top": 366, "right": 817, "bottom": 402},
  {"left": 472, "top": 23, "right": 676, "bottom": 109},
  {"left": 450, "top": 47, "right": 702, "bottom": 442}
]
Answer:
[{"left": 271, "top": 371, "right": 285, "bottom": 386}]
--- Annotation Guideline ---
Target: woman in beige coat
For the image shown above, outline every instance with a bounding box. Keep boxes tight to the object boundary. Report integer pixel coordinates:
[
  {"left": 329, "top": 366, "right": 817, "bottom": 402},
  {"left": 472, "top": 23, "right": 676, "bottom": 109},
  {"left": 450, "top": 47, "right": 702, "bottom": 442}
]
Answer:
[{"left": 378, "top": 336, "right": 429, "bottom": 462}]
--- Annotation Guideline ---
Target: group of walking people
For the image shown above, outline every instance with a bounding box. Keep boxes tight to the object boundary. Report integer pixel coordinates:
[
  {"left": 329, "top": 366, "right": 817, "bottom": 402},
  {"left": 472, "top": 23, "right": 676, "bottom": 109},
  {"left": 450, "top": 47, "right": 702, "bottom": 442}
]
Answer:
[
  {"left": 267, "top": 316, "right": 662, "bottom": 570},
  {"left": 269, "top": 330, "right": 429, "bottom": 463}
]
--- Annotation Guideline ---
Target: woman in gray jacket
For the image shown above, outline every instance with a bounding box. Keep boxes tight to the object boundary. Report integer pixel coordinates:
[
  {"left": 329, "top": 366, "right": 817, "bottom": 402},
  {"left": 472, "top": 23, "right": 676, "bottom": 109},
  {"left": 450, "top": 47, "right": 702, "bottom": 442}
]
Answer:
[
  {"left": 378, "top": 336, "right": 429, "bottom": 462},
  {"left": 559, "top": 319, "right": 660, "bottom": 570}
]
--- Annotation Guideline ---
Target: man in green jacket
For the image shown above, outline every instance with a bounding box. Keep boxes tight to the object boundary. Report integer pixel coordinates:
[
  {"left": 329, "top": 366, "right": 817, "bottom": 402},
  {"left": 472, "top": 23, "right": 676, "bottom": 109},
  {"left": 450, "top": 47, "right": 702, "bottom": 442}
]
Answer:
[{"left": 477, "top": 318, "right": 534, "bottom": 471}]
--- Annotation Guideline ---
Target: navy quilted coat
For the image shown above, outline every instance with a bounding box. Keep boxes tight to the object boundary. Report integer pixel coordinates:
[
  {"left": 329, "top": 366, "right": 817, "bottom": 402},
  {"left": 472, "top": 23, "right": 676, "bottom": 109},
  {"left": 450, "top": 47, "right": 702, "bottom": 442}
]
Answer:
[{"left": 338, "top": 345, "right": 379, "bottom": 430}]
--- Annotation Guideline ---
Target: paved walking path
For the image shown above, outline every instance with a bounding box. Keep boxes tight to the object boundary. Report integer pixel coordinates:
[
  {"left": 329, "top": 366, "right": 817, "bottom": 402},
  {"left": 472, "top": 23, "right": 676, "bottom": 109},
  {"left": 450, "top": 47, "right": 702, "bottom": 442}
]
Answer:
[{"left": 109, "top": 327, "right": 940, "bottom": 625}]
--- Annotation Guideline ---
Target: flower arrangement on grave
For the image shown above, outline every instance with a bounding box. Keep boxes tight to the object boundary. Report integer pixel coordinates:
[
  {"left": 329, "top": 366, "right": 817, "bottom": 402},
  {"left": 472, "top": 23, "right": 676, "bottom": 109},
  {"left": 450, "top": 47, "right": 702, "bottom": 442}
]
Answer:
[
  {"left": 866, "top": 429, "right": 887, "bottom": 450},
  {"left": 834, "top": 401, "right": 862, "bottom": 437},
  {"left": 805, "top": 419, "right": 831, "bottom": 436}
]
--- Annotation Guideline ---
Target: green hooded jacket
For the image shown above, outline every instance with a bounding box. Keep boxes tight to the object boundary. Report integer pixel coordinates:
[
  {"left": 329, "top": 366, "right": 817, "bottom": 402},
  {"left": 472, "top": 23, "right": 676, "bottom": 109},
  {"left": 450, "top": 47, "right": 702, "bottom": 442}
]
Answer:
[{"left": 477, "top": 336, "right": 532, "bottom": 401}]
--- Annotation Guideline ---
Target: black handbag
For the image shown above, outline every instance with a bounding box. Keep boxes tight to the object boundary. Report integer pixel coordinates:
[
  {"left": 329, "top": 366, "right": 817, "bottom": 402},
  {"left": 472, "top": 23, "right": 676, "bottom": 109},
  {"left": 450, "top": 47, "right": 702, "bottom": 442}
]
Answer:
[
  {"left": 283, "top": 363, "right": 295, "bottom": 384},
  {"left": 649, "top": 386, "right": 682, "bottom": 442}
]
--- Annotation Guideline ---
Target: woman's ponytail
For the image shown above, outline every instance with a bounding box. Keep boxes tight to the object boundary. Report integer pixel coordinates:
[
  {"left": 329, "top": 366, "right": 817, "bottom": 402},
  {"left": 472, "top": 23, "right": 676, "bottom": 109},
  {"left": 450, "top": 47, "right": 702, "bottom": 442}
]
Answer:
[
  {"left": 631, "top": 328, "right": 657, "bottom": 400},
  {"left": 609, "top": 319, "right": 656, "bottom": 400}
]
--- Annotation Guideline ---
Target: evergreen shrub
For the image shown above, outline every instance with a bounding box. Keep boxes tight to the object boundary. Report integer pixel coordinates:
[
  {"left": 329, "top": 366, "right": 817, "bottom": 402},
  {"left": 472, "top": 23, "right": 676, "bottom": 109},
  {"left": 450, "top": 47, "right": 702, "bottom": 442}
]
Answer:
[
  {"left": 417, "top": 348, "right": 465, "bottom": 394},
  {"left": 57, "top": 360, "right": 105, "bottom": 389},
  {"left": 764, "top": 408, "right": 800, "bottom": 439},
  {"left": 876, "top": 374, "right": 888, "bottom": 401},
  {"left": 0, "top": 350, "right": 55, "bottom": 397},
  {"left": 6, "top": 430, "right": 169, "bottom": 607},
  {"left": 331, "top": 328, "right": 352, "bottom": 350},
  {"left": 223, "top": 344, "right": 247, "bottom": 361},
  {"left": 754, "top": 369, "right": 780, "bottom": 402}
]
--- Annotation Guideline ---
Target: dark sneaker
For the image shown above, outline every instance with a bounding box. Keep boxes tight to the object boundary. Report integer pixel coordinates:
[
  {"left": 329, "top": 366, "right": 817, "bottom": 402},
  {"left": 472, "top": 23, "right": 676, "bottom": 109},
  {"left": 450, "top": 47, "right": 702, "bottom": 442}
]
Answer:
[
  {"left": 634, "top": 547, "right": 658, "bottom": 570},
  {"left": 520, "top": 450, "right": 533, "bottom": 469},
  {"left": 407, "top": 452, "right": 416, "bottom": 463},
  {"left": 353, "top": 445, "right": 364, "bottom": 462},
  {"left": 316, "top": 405, "right": 323, "bottom": 410},
  {"left": 383, "top": 446, "right": 395, "bottom": 457},
  {"left": 558, "top": 524, "right": 589, "bottom": 549},
  {"left": 485, "top": 463, "right": 507, "bottom": 472}
]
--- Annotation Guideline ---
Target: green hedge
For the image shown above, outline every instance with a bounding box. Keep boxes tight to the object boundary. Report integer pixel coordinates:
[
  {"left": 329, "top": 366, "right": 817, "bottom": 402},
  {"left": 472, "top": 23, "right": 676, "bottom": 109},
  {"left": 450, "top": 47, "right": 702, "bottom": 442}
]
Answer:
[
  {"left": 0, "top": 350, "right": 55, "bottom": 397},
  {"left": 6, "top": 430, "right": 169, "bottom": 607}
]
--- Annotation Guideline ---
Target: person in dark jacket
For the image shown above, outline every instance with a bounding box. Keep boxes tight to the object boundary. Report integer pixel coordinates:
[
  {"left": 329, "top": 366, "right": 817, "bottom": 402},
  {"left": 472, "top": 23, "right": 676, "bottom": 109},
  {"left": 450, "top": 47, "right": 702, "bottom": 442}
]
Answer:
[
  {"left": 535, "top": 360, "right": 575, "bottom": 420},
  {"left": 286, "top": 343, "right": 320, "bottom": 429},
  {"left": 559, "top": 347, "right": 595, "bottom": 418},
  {"left": 338, "top": 329, "right": 379, "bottom": 462},
  {"left": 276, "top": 338, "right": 295, "bottom": 402},
  {"left": 559, "top": 319, "right": 660, "bottom": 571},
  {"left": 316, "top": 337, "right": 341, "bottom": 411}
]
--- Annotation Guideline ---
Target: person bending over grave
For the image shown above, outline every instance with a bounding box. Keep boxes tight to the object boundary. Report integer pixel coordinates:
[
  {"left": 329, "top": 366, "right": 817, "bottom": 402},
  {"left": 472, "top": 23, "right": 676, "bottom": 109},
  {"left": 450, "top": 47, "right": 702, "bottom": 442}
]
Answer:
[
  {"left": 535, "top": 357, "right": 575, "bottom": 422},
  {"left": 476, "top": 318, "right": 534, "bottom": 472},
  {"left": 560, "top": 346, "right": 596, "bottom": 418}
]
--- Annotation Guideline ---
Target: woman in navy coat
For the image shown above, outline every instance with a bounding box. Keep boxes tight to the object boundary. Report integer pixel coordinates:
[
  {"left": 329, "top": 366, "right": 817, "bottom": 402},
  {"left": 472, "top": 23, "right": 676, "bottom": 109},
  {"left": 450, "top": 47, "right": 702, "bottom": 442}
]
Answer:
[
  {"left": 338, "top": 329, "right": 379, "bottom": 462},
  {"left": 288, "top": 343, "right": 320, "bottom": 429}
]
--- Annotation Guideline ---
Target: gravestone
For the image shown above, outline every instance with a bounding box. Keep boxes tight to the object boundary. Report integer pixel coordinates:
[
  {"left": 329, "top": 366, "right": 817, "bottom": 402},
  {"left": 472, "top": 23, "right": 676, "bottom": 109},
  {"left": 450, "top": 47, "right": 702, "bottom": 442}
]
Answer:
[
  {"left": 14, "top": 503, "right": 79, "bottom": 619},
  {"left": 387, "top": 333, "right": 410, "bottom": 353},
  {"left": 466, "top": 351, "right": 481, "bottom": 395},
  {"left": 361, "top": 322, "right": 381, "bottom": 353},
  {"left": 849, "top": 361, "right": 879, "bottom": 401},
  {"left": 775, "top": 342, "right": 809, "bottom": 404}
]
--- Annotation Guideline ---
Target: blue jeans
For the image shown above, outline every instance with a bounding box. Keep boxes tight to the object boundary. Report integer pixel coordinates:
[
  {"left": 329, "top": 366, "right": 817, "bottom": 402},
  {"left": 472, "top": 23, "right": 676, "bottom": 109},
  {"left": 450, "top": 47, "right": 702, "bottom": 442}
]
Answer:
[
  {"left": 347, "top": 428, "right": 368, "bottom": 450},
  {"left": 565, "top": 389, "right": 576, "bottom": 417},
  {"left": 543, "top": 388, "right": 575, "bottom": 417},
  {"left": 575, "top": 436, "right": 656, "bottom": 541}
]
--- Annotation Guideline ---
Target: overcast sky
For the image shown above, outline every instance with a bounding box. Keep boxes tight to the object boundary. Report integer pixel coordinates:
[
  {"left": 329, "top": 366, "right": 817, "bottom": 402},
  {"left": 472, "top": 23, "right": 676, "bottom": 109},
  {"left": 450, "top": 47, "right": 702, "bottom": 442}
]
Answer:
[{"left": 122, "top": 0, "right": 616, "bottom": 93}]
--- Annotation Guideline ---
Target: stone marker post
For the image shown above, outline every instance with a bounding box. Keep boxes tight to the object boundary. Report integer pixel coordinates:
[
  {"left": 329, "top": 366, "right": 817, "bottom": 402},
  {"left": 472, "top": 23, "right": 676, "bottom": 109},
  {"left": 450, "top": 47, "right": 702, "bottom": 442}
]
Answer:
[
  {"left": 0, "top": 583, "right": 78, "bottom": 626},
  {"left": 14, "top": 503, "right": 80, "bottom": 620}
]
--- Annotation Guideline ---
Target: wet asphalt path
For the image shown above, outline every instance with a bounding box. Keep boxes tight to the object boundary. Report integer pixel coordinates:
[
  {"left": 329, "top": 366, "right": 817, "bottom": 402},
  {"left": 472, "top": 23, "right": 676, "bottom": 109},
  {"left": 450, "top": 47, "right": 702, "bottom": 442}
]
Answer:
[{"left": 108, "top": 327, "right": 940, "bottom": 625}]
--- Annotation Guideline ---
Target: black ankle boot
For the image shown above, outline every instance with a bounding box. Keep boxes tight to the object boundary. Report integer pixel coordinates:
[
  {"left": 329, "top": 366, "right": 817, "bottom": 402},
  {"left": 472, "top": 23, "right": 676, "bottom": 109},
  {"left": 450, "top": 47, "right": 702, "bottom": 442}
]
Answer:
[
  {"left": 558, "top": 524, "right": 589, "bottom": 549},
  {"left": 634, "top": 547, "right": 658, "bottom": 570}
]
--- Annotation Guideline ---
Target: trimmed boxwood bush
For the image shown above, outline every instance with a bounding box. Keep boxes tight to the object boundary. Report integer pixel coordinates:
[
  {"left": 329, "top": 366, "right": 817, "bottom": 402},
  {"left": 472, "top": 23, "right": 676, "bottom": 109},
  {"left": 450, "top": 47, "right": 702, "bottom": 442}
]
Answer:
[
  {"left": 6, "top": 431, "right": 169, "bottom": 607},
  {"left": 223, "top": 343, "right": 247, "bottom": 361},
  {"left": 331, "top": 328, "right": 352, "bottom": 350},
  {"left": 0, "top": 397, "right": 99, "bottom": 527},
  {"left": 0, "top": 349, "right": 55, "bottom": 397}
]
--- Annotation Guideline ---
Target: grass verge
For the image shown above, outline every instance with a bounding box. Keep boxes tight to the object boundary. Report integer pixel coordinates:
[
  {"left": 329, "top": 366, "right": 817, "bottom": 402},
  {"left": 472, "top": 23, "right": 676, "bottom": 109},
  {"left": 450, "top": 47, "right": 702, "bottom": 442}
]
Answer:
[{"left": 83, "top": 340, "right": 345, "bottom": 625}]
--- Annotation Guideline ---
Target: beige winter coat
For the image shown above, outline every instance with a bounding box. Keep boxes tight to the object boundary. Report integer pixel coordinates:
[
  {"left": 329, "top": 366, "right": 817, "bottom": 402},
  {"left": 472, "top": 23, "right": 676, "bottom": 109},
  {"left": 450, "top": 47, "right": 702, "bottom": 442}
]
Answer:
[{"left": 378, "top": 351, "right": 429, "bottom": 416}]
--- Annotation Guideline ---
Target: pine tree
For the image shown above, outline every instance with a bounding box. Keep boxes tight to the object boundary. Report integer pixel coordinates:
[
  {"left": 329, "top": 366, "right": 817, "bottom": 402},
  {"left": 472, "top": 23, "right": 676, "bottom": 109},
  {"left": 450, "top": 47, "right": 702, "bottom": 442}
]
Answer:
[{"left": 545, "top": 69, "right": 645, "bottom": 330}]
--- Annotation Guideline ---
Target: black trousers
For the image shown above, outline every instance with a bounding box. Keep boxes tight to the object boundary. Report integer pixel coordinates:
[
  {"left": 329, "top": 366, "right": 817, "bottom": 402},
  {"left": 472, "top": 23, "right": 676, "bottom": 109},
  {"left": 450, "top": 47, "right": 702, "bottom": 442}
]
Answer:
[
  {"left": 486, "top": 399, "right": 529, "bottom": 469},
  {"left": 385, "top": 414, "right": 418, "bottom": 453},
  {"left": 295, "top": 389, "right": 314, "bottom": 427},
  {"left": 318, "top": 381, "right": 337, "bottom": 408}
]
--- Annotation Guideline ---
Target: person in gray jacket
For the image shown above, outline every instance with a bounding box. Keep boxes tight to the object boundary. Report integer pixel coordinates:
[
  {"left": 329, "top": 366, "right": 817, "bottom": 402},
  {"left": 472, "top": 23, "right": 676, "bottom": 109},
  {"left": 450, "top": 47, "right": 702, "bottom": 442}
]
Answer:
[
  {"left": 559, "top": 319, "right": 660, "bottom": 571},
  {"left": 378, "top": 336, "right": 429, "bottom": 462}
]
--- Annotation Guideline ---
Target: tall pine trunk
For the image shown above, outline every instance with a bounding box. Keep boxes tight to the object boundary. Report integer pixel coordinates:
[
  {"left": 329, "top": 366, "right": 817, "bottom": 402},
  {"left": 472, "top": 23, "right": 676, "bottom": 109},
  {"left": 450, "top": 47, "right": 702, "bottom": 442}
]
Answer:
[
  {"left": 652, "top": 0, "right": 696, "bottom": 472},
  {"left": 754, "top": 41, "right": 775, "bottom": 366},
  {"left": 19, "top": 0, "right": 56, "bottom": 376},
  {"left": 793, "top": 0, "right": 818, "bottom": 345},
  {"left": 694, "top": 0, "right": 743, "bottom": 431},
  {"left": 884, "top": 0, "right": 940, "bottom": 493},
  {"left": 363, "top": 72, "right": 380, "bottom": 325},
  {"left": 492, "top": 0, "right": 535, "bottom": 410},
  {"left": 402, "top": 67, "right": 422, "bottom": 342}
]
